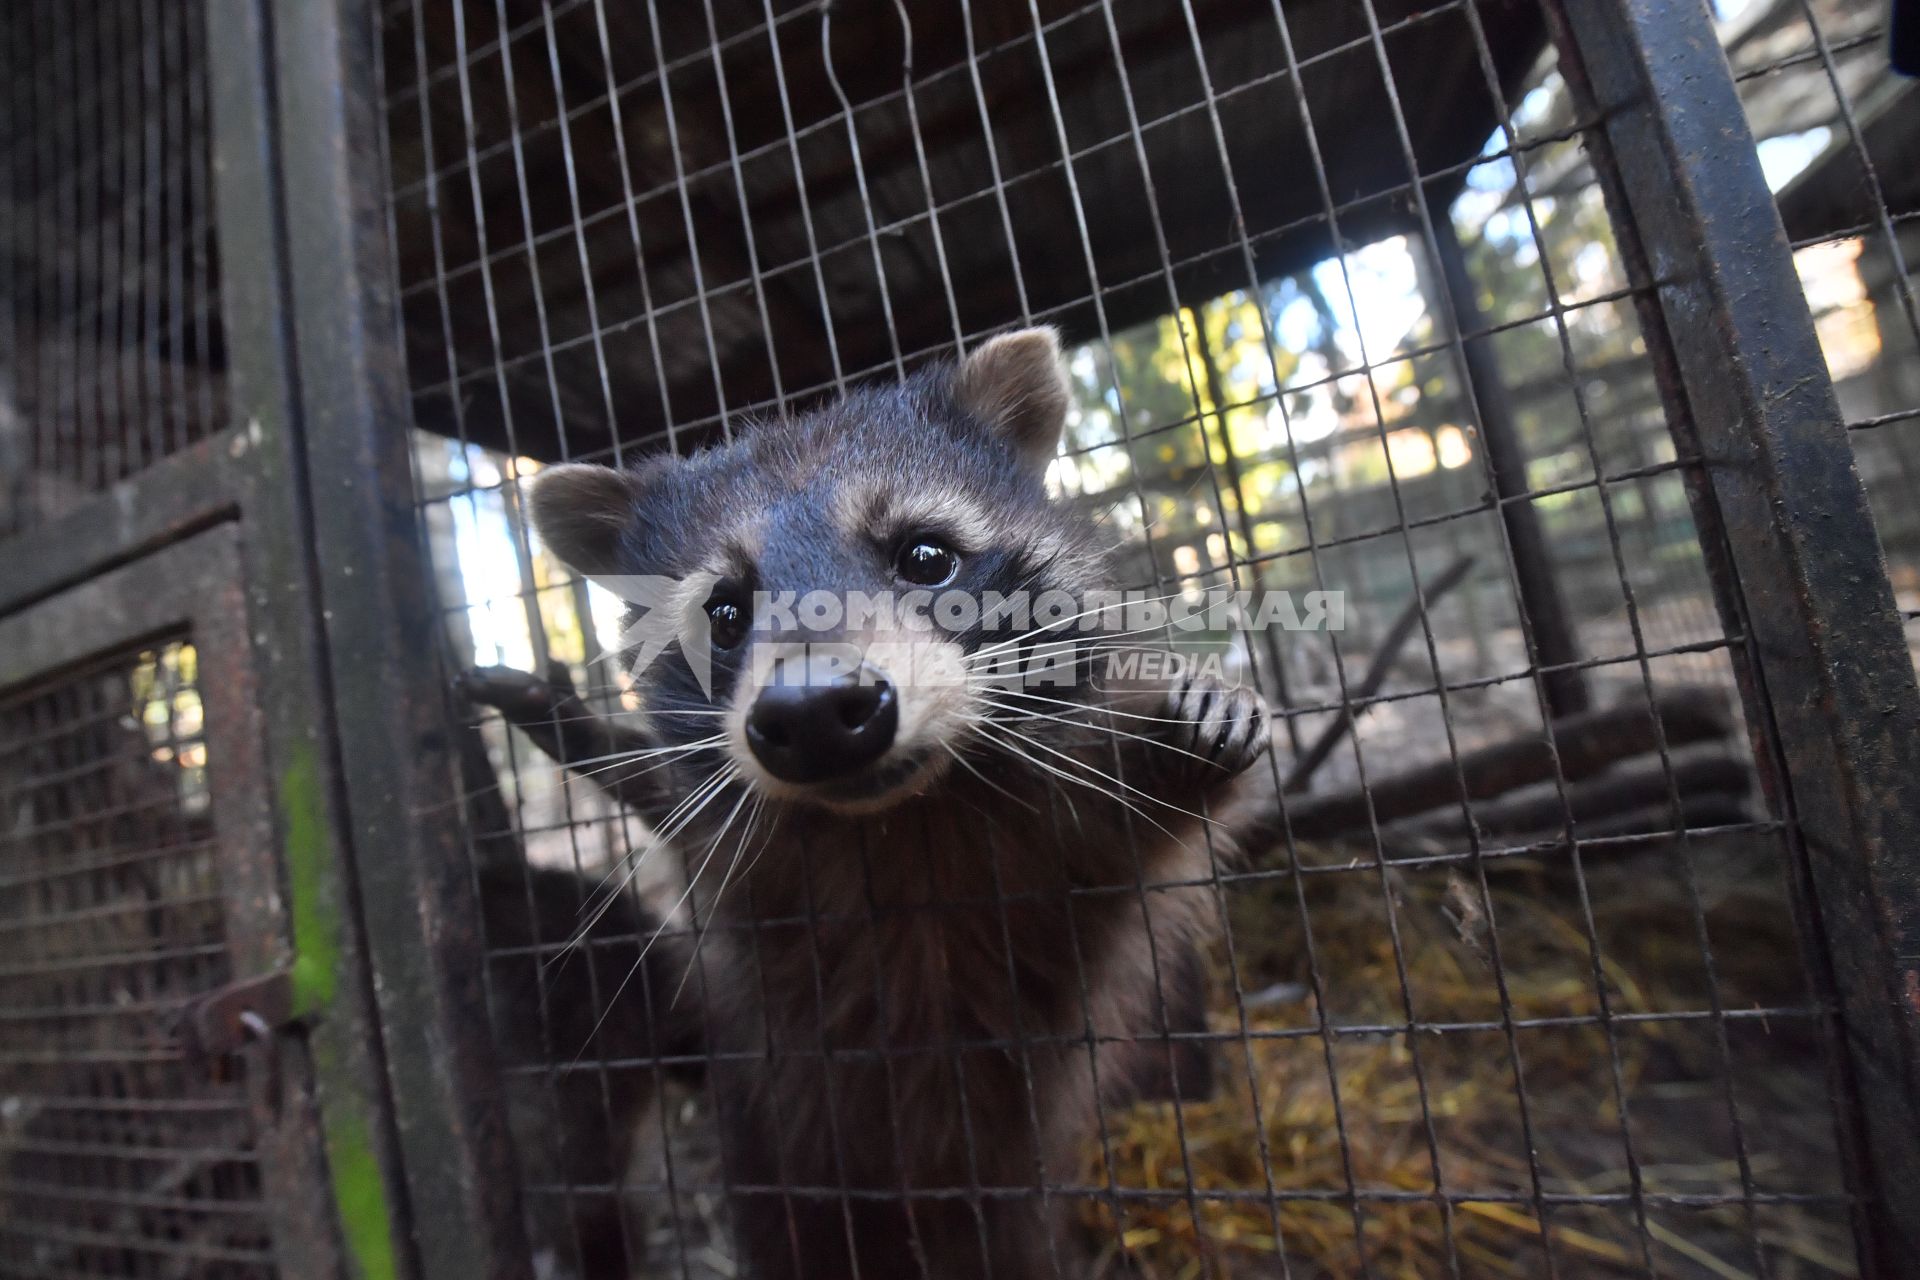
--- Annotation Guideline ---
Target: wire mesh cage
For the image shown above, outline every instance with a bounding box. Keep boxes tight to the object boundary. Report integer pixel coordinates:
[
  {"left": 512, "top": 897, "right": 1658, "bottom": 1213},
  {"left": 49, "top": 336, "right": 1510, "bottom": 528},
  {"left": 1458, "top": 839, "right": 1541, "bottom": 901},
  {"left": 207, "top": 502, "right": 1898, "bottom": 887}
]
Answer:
[
  {"left": 1717, "top": 0, "right": 1920, "bottom": 664},
  {"left": 369, "top": 1, "right": 1894, "bottom": 1276},
  {"left": 0, "top": 0, "right": 1914, "bottom": 1277},
  {"left": 0, "top": 639, "right": 278, "bottom": 1276},
  {"left": 0, "top": 0, "right": 229, "bottom": 538},
  {"left": 0, "top": 3, "right": 300, "bottom": 1273}
]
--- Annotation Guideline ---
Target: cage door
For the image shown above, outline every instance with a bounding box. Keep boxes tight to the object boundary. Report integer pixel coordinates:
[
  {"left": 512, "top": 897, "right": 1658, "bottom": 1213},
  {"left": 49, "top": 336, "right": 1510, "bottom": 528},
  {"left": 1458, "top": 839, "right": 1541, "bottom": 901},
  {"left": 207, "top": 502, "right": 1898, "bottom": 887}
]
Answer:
[{"left": 0, "top": 526, "right": 343, "bottom": 1279}]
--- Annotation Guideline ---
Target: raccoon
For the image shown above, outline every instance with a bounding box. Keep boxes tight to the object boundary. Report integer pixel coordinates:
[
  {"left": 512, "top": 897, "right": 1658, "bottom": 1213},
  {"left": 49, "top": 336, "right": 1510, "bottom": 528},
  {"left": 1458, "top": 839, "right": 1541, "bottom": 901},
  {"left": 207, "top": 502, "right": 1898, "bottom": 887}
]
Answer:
[{"left": 465, "top": 328, "right": 1270, "bottom": 1279}]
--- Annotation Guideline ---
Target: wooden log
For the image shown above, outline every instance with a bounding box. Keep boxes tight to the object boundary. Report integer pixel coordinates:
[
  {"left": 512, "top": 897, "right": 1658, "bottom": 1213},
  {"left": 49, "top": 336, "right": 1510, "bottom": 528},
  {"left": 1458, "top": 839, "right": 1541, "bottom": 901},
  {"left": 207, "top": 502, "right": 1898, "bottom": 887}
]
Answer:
[
  {"left": 1248, "top": 686, "right": 1733, "bottom": 845},
  {"left": 1393, "top": 744, "right": 1750, "bottom": 839}
]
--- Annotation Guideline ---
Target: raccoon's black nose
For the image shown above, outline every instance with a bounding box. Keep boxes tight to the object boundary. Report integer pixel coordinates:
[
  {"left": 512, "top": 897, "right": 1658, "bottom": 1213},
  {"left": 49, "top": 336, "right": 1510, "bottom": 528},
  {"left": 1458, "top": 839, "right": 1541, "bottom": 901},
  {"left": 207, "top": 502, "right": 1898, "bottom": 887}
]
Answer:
[{"left": 745, "top": 658, "right": 899, "bottom": 784}]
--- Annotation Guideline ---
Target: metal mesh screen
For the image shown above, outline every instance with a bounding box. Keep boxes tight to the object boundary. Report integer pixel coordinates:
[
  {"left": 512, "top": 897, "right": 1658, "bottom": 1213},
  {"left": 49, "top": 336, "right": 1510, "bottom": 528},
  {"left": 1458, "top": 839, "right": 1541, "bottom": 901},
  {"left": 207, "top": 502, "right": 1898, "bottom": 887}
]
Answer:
[
  {"left": 376, "top": 1, "right": 1865, "bottom": 1275},
  {"left": 0, "top": 640, "right": 278, "bottom": 1277},
  {"left": 0, "top": 0, "right": 229, "bottom": 538},
  {"left": 1718, "top": 0, "right": 1920, "bottom": 666}
]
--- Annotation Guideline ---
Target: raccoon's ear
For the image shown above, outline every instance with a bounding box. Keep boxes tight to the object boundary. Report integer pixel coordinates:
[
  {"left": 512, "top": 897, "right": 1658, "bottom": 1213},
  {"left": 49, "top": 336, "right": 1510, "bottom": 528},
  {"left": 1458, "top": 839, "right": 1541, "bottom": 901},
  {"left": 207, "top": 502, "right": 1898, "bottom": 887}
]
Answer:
[
  {"left": 955, "top": 326, "right": 1070, "bottom": 471},
  {"left": 529, "top": 462, "right": 650, "bottom": 577}
]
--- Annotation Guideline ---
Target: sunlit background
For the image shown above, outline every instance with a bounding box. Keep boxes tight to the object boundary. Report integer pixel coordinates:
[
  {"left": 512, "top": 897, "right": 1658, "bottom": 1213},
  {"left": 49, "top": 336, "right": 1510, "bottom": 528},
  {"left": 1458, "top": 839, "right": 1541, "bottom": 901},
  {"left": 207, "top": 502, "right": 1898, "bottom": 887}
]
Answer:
[{"left": 417, "top": 0, "right": 1914, "bottom": 831}]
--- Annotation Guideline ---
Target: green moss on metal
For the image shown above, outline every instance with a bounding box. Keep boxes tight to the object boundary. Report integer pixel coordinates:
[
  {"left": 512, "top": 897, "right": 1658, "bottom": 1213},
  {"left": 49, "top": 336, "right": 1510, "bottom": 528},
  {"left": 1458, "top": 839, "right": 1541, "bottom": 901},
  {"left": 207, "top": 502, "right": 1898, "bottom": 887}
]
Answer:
[
  {"left": 323, "top": 1081, "right": 401, "bottom": 1280},
  {"left": 281, "top": 746, "right": 339, "bottom": 1017},
  {"left": 279, "top": 746, "right": 401, "bottom": 1280}
]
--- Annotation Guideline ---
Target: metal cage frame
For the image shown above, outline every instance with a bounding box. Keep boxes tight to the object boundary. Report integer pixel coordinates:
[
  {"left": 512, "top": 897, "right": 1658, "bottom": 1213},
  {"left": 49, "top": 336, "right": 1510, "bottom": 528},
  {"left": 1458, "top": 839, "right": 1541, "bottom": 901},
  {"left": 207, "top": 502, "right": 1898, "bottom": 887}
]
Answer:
[{"left": 1, "top": 0, "right": 1916, "bottom": 1277}]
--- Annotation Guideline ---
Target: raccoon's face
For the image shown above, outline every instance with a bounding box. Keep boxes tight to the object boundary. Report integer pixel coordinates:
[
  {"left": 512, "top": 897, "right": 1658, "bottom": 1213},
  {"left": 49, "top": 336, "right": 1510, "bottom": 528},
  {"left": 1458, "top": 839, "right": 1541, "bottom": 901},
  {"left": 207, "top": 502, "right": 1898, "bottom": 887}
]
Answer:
[{"left": 530, "top": 328, "right": 1108, "bottom": 814}]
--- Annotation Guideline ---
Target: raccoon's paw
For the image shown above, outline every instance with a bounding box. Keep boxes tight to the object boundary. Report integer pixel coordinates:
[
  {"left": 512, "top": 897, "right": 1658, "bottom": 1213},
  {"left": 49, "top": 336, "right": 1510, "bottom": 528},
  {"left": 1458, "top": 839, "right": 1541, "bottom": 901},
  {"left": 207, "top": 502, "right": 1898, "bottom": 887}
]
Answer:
[
  {"left": 456, "top": 662, "right": 577, "bottom": 721},
  {"left": 1166, "top": 676, "right": 1270, "bottom": 781}
]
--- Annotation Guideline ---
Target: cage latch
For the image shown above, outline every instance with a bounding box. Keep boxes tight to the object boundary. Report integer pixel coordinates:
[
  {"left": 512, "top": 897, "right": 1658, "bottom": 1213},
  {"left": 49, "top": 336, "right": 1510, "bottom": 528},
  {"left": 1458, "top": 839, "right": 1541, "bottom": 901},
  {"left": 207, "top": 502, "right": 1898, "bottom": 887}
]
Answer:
[
  {"left": 178, "top": 968, "right": 298, "bottom": 1114},
  {"left": 181, "top": 968, "right": 297, "bottom": 1058}
]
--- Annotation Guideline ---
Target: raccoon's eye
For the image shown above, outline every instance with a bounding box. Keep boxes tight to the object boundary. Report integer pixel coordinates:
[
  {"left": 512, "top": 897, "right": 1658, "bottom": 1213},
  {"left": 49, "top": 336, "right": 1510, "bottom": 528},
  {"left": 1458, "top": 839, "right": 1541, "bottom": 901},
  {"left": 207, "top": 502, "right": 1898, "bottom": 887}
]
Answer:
[
  {"left": 896, "top": 537, "right": 960, "bottom": 587},
  {"left": 705, "top": 598, "right": 749, "bottom": 650}
]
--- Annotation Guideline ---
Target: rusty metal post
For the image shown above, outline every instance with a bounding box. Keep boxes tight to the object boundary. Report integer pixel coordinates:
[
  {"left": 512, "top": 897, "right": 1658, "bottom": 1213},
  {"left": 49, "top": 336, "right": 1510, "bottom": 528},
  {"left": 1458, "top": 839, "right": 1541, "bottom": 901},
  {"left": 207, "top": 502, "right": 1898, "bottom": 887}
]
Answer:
[
  {"left": 243, "top": 0, "right": 539, "bottom": 1275},
  {"left": 1549, "top": 1, "right": 1920, "bottom": 1270},
  {"left": 1429, "top": 213, "right": 1589, "bottom": 718}
]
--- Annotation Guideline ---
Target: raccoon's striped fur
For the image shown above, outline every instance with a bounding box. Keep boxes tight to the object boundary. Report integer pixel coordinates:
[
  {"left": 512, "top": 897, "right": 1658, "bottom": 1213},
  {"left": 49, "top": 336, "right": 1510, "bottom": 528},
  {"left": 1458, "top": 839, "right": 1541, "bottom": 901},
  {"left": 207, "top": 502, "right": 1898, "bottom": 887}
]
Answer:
[{"left": 468, "top": 328, "right": 1269, "bottom": 1279}]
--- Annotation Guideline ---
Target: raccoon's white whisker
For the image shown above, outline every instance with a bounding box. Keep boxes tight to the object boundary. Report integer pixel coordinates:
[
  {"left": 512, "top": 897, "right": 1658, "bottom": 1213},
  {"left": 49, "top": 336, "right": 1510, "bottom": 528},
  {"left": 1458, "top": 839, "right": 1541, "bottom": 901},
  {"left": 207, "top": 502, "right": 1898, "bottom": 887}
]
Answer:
[
  {"left": 973, "top": 695, "right": 1211, "bottom": 762},
  {"left": 966, "top": 633, "right": 1208, "bottom": 678},
  {"left": 1080, "top": 520, "right": 1135, "bottom": 558},
  {"left": 674, "top": 794, "right": 775, "bottom": 1002},
  {"left": 964, "top": 721, "right": 1085, "bottom": 830},
  {"left": 552, "top": 742, "right": 729, "bottom": 804},
  {"left": 685, "top": 787, "right": 757, "bottom": 884},
  {"left": 561, "top": 752, "right": 722, "bottom": 793},
  {"left": 941, "top": 741, "right": 1038, "bottom": 812},
  {"left": 547, "top": 735, "right": 727, "bottom": 777},
  {"left": 569, "top": 768, "right": 747, "bottom": 1064},
  {"left": 636, "top": 782, "right": 753, "bottom": 1011},
  {"left": 721, "top": 803, "right": 783, "bottom": 900},
  {"left": 980, "top": 686, "right": 1224, "bottom": 727},
  {"left": 990, "top": 722, "right": 1217, "bottom": 833},
  {"left": 650, "top": 763, "right": 745, "bottom": 849},
  {"left": 963, "top": 588, "right": 1189, "bottom": 663},
  {"left": 564, "top": 756, "right": 744, "bottom": 917},
  {"left": 966, "top": 610, "right": 1177, "bottom": 667},
  {"left": 970, "top": 722, "right": 1156, "bottom": 837},
  {"left": 558, "top": 761, "right": 737, "bottom": 957},
  {"left": 1046, "top": 631, "right": 1225, "bottom": 657},
  {"left": 964, "top": 623, "right": 1196, "bottom": 674},
  {"left": 1037, "top": 643, "right": 1229, "bottom": 686},
  {"left": 408, "top": 740, "right": 721, "bottom": 821},
  {"left": 1004, "top": 621, "right": 1232, "bottom": 662},
  {"left": 471, "top": 707, "right": 634, "bottom": 730},
  {"left": 575, "top": 756, "right": 733, "bottom": 900},
  {"left": 563, "top": 752, "right": 715, "bottom": 793}
]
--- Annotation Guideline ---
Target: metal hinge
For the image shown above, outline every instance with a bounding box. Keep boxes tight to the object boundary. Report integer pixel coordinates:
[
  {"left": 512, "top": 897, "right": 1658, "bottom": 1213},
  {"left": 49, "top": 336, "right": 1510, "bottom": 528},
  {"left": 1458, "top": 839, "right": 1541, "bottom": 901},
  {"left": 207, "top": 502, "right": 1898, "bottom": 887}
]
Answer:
[
  {"left": 179, "top": 967, "right": 298, "bottom": 1058},
  {"left": 178, "top": 968, "right": 303, "bottom": 1122}
]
